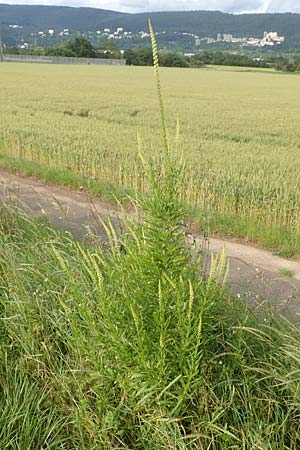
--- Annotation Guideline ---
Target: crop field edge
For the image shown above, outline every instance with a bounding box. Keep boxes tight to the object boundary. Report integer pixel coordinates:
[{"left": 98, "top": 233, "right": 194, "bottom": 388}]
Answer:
[{"left": 0, "top": 151, "right": 298, "bottom": 259}]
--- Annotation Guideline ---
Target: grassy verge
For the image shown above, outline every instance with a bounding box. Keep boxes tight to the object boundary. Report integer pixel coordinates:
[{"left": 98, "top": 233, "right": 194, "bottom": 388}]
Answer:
[
  {"left": 0, "top": 152, "right": 132, "bottom": 204},
  {"left": 192, "top": 208, "right": 300, "bottom": 258}
]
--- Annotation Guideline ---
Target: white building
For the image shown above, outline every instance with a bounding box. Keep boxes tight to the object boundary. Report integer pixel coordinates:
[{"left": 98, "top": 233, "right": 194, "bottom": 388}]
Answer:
[
  {"left": 262, "top": 31, "right": 285, "bottom": 45},
  {"left": 223, "top": 34, "right": 233, "bottom": 42},
  {"left": 207, "top": 37, "right": 215, "bottom": 44}
]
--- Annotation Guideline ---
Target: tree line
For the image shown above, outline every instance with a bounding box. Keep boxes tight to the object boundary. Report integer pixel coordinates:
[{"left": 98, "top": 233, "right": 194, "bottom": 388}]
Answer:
[
  {"left": 270, "top": 55, "right": 300, "bottom": 72},
  {"left": 4, "top": 37, "right": 300, "bottom": 72},
  {"left": 124, "top": 48, "right": 270, "bottom": 68}
]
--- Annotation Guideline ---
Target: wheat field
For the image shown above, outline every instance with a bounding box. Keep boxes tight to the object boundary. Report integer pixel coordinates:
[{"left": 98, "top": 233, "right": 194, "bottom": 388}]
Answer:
[{"left": 1, "top": 62, "right": 300, "bottom": 254}]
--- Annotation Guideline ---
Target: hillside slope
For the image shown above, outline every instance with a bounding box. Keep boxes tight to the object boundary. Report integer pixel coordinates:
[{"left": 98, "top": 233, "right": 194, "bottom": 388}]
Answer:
[{"left": 0, "top": 4, "right": 300, "bottom": 36}]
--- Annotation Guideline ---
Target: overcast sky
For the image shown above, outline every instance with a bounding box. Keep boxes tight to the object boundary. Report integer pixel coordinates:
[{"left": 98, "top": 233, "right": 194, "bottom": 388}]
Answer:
[{"left": 4, "top": 0, "right": 300, "bottom": 13}]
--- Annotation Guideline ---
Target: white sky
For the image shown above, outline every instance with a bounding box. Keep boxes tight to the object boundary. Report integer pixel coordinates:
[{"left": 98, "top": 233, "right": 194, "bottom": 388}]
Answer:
[{"left": 3, "top": 0, "right": 300, "bottom": 13}]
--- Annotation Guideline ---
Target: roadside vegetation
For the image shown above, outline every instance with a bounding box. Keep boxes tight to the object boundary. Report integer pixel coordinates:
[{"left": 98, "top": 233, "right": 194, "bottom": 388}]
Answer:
[
  {"left": 2, "top": 164, "right": 300, "bottom": 448},
  {"left": 1, "top": 27, "right": 300, "bottom": 447}
]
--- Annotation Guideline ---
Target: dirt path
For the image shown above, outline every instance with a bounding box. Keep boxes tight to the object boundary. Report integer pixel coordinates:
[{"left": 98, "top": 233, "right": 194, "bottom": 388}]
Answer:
[{"left": 1, "top": 169, "right": 300, "bottom": 321}]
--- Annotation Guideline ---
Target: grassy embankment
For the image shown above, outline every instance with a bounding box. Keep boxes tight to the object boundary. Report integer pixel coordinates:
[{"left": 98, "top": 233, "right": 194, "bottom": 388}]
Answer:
[
  {"left": 1, "top": 63, "right": 300, "bottom": 256},
  {"left": 1, "top": 29, "right": 300, "bottom": 449}
]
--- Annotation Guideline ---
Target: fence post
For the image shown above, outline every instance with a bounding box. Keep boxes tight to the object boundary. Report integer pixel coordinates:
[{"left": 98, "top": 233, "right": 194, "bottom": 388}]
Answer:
[{"left": 0, "top": 31, "right": 3, "bottom": 63}]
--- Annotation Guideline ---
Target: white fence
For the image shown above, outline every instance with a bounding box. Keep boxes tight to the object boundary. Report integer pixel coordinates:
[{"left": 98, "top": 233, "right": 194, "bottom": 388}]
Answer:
[{"left": 3, "top": 54, "right": 126, "bottom": 65}]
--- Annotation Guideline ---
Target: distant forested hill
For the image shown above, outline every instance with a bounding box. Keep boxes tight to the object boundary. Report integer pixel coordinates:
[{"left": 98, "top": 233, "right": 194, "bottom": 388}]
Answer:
[
  {"left": 0, "top": 4, "right": 125, "bottom": 30},
  {"left": 1, "top": 4, "right": 300, "bottom": 48}
]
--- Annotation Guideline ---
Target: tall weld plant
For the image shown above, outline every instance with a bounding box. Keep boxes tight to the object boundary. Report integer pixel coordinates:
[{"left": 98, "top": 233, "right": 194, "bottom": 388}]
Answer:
[
  {"left": 50, "top": 21, "right": 228, "bottom": 445},
  {"left": 116, "top": 21, "right": 230, "bottom": 416}
]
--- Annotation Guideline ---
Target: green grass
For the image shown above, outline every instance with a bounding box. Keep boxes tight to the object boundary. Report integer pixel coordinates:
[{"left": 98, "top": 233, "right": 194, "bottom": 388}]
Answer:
[
  {"left": 277, "top": 267, "right": 294, "bottom": 277},
  {"left": 0, "top": 151, "right": 132, "bottom": 203},
  {"left": 192, "top": 208, "right": 300, "bottom": 258},
  {"left": 1, "top": 62, "right": 300, "bottom": 255},
  {"left": 0, "top": 370, "right": 68, "bottom": 449}
]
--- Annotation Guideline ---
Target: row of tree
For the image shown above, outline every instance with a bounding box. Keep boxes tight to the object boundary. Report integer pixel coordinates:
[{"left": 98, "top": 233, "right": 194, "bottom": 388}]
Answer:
[
  {"left": 41, "top": 37, "right": 122, "bottom": 59},
  {"left": 4, "top": 37, "right": 300, "bottom": 72},
  {"left": 124, "top": 48, "right": 269, "bottom": 69},
  {"left": 271, "top": 56, "right": 300, "bottom": 72}
]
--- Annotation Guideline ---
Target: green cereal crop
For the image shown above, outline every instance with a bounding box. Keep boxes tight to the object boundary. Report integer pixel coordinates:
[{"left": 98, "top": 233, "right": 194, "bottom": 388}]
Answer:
[{"left": 1, "top": 62, "right": 300, "bottom": 254}]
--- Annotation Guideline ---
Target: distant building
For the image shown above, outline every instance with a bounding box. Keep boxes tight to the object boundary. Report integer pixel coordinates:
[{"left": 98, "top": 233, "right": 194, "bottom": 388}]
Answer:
[
  {"left": 246, "top": 37, "right": 261, "bottom": 46},
  {"left": 231, "top": 37, "right": 245, "bottom": 43},
  {"left": 223, "top": 33, "right": 233, "bottom": 42},
  {"left": 246, "top": 31, "right": 285, "bottom": 47},
  {"left": 262, "top": 31, "right": 285, "bottom": 45},
  {"left": 194, "top": 30, "right": 285, "bottom": 48},
  {"left": 139, "top": 32, "right": 149, "bottom": 39}
]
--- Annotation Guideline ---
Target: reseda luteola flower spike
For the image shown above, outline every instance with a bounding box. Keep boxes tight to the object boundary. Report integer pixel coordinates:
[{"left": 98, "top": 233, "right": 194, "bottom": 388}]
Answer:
[{"left": 149, "top": 20, "right": 170, "bottom": 160}]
